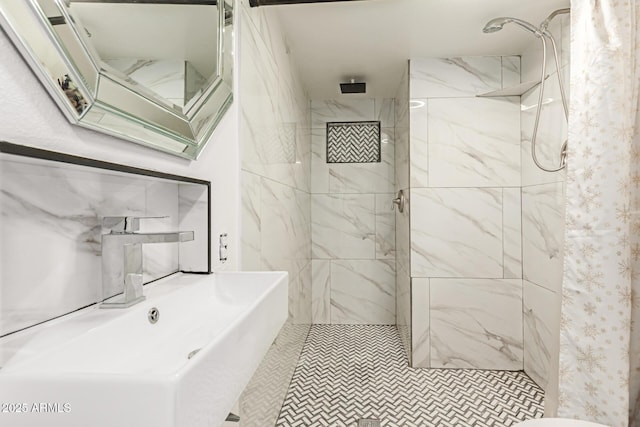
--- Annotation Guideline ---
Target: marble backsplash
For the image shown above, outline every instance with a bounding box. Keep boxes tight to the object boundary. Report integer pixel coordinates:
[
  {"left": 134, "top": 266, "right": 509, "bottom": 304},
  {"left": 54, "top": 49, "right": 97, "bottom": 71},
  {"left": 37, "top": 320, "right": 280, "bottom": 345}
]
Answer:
[{"left": 0, "top": 152, "right": 209, "bottom": 336}]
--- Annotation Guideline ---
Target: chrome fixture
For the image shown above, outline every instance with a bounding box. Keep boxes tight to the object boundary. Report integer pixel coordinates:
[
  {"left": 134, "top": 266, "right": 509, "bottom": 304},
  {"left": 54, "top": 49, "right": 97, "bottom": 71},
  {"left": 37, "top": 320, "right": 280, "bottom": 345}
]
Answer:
[
  {"left": 482, "top": 17, "right": 542, "bottom": 37},
  {"left": 539, "top": 8, "right": 571, "bottom": 32},
  {"left": 148, "top": 307, "right": 160, "bottom": 324},
  {"left": 483, "top": 8, "right": 570, "bottom": 172},
  {"left": 101, "top": 216, "right": 194, "bottom": 309},
  {"left": 392, "top": 189, "right": 405, "bottom": 213}
]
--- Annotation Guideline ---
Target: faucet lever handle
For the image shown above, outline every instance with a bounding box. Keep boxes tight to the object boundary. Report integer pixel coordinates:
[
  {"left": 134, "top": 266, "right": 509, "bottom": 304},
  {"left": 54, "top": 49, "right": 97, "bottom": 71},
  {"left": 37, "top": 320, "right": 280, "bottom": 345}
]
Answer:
[{"left": 103, "top": 216, "right": 168, "bottom": 233}]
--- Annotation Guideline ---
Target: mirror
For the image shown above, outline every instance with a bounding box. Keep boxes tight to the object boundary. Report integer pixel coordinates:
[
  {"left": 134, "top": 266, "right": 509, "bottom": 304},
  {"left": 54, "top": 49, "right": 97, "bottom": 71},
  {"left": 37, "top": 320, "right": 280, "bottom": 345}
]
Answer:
[{"left": 0, "top": 0, "right": 233, "bottom": 159}]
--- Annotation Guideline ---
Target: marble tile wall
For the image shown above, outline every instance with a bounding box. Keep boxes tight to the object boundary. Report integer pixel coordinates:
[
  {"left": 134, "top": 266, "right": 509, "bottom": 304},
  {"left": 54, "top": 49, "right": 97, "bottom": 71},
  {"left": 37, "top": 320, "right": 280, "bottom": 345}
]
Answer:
[
  {"left": 523, "top": 279, "right": 561, "bottom": 391},
  {"left": 408, "top": 56, "right": 523, "bottom": 369},
  {"left": 0, "top": 154, "right": 209, "bottom": 336},
  {"left": 410, "top": 187, "right": 504, "bottom": 279},
  {"left": 411, "top": 278, "right": 430, "bottom": 367},
  {"left": 310, "top": 98, "right": 397, "bottom": 325},
  {"left": 394, "top": 63, "right": 411, "bottom": 361},
  {"left": 238, "top": 0, "right": 312, "bottom": 324},
  {"left": 430, "top": 278, "right": 523, "bottom": 370},
  {"left": 178, "top": 184, "right": 210, "bottom": 272},
  {"left": 520, "top": 15, "right": 569, "bottom": 406}
]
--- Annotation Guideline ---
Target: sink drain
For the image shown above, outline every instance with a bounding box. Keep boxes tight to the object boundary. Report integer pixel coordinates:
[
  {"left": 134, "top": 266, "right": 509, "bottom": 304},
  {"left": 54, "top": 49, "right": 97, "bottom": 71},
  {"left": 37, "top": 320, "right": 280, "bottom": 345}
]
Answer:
[{"left": 148, "top": 307, "right": 160, "bottom": 324}]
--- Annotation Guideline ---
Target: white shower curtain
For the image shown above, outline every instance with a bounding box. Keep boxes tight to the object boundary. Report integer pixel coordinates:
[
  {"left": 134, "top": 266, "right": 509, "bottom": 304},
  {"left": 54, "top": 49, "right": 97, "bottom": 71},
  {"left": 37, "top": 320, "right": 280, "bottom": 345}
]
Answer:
[{"left": 559, "top": 1, "right": 640, "bottom": 426}]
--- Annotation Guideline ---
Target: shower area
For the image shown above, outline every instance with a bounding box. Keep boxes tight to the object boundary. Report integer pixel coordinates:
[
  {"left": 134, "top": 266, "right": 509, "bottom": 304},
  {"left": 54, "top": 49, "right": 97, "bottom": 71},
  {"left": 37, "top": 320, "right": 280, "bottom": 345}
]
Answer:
[
  {"left": 395, "top": 6, "right": 570, "bottom": 411},
  {"left": 239, "top": 3, "right": 572, "bottom": 425}
]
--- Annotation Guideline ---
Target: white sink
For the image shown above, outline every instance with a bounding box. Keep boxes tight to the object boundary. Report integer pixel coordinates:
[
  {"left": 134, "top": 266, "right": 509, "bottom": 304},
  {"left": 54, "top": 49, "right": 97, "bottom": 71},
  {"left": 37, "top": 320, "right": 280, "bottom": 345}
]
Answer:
[{"left": 0, "top": 271, "right": 288, "bottom": 427}]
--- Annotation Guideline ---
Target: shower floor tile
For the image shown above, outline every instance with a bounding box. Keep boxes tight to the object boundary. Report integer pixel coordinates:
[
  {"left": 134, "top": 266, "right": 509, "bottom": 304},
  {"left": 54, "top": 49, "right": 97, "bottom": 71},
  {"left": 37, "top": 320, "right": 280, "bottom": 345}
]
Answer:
[{"left": 275, "top": 325, "right": 544, "bottom": 427}]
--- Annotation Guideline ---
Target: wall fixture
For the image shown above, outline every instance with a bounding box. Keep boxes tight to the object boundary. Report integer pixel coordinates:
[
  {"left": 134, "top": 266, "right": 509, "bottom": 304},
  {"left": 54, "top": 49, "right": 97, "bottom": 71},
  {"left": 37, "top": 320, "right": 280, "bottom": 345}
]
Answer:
[{"left": 482, "top": 8, "right": 570, "bottom": 172}]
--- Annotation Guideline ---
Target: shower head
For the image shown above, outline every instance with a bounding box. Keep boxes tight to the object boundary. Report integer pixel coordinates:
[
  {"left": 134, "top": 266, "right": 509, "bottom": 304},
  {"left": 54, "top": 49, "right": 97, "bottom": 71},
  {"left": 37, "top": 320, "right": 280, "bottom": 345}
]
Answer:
[
  {"left": 482, "top": 17, "right": 542, "bottom": 37},
  {"left": 340, "top": 79, "right": 366, "bottom": 94},
  {"left": 482, "top": 17, "right": 509, "bottom": 33}
]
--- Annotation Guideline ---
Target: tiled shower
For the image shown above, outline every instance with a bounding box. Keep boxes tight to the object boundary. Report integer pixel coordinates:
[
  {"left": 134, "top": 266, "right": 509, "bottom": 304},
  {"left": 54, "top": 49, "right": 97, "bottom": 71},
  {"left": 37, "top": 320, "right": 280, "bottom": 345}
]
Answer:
[
  {"left": 304, "top": 11, "right": 568, "bottom": 400},
  {"left": 237, "top": 1, "right": 569, "bottom": 422},
  {"left": 395, "top": 13, "right": 568, "bottom": 408}
]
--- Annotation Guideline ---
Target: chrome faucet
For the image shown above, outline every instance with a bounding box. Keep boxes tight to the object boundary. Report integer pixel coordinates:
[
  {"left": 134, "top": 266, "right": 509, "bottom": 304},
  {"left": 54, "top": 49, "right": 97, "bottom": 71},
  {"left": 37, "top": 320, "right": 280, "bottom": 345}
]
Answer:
[{"left": 100, "top": 216, "right": 194, "bottom": 309}]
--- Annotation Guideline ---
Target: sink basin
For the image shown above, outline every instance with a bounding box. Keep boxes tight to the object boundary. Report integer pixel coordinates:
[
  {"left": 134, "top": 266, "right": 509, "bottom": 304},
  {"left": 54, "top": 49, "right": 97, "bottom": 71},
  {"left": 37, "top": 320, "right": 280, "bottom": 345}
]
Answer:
[{"left": 0, "top": 271, "right": 288, "bottom": 427}]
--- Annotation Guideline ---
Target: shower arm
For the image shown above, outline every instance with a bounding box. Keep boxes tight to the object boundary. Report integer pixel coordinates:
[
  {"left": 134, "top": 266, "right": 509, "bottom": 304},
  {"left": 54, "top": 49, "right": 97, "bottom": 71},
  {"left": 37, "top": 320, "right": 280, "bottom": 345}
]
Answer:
[{"left": 539, "top": 8, "right": 570, "bottom": 32}]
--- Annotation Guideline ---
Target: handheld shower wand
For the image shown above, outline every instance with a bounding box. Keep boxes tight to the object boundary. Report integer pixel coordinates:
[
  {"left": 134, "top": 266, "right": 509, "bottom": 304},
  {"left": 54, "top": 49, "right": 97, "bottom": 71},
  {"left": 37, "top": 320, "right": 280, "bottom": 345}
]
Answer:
[
  {"left": 482, "top": 17, "right": 543, "bottom": 37},
  {"left": 482, "top": 9, "right": 570, "bottom": 173}
]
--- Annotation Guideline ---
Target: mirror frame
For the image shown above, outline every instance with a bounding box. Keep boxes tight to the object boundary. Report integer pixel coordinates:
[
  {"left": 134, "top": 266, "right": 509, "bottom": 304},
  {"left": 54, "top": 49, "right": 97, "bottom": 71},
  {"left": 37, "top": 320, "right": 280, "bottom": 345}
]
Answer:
[{"left": 0, "top": 0, "right": 233, "bottom": 159}]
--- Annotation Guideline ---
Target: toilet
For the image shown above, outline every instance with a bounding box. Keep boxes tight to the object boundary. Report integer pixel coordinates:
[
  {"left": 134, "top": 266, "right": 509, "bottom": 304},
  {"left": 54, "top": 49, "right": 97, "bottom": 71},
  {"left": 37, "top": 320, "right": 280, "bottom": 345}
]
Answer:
[{"left": 514, "top": 419, "right": 610, "bottom": 427}]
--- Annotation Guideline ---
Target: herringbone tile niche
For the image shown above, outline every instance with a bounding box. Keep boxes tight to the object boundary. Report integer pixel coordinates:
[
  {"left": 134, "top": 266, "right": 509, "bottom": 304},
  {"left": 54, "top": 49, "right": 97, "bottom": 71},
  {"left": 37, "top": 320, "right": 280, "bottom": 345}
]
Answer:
[{"left": 326, "top": 121, "right": 381, "bottom": 163}]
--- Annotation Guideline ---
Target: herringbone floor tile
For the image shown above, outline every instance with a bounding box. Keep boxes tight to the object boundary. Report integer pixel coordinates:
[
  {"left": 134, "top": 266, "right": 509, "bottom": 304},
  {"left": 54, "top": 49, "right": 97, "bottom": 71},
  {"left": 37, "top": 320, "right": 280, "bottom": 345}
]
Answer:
[{"left": 275, "top": 325, "right": 544, "bottom": 427}]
